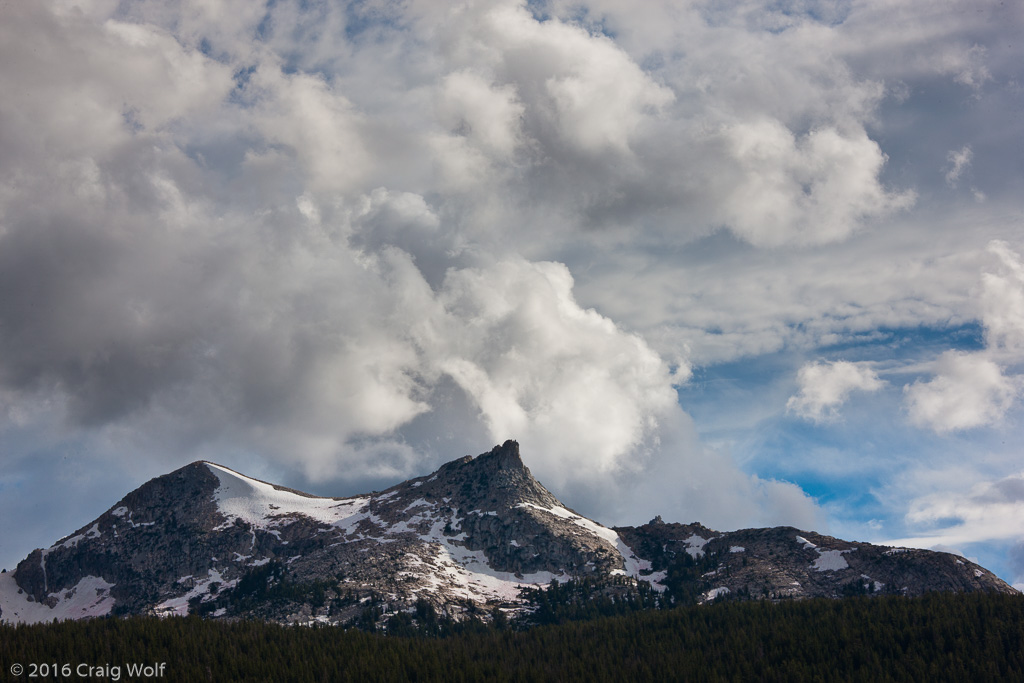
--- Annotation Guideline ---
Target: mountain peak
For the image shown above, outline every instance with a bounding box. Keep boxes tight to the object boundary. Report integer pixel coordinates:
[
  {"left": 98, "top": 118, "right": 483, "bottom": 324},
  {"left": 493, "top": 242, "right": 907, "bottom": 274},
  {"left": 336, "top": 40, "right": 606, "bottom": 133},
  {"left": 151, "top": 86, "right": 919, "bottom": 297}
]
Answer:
[
  {"left": 401, "top": 439, "right": 561, "bottom": 513},
  {"left": 1, "top": 441, "right": 1016, "bottom": 628},
  {"left": 433, "top": 439, "right": 525, "bottom": 476},
  {"left": 478, "top": 439, "right": 524, "bottom": 469}
]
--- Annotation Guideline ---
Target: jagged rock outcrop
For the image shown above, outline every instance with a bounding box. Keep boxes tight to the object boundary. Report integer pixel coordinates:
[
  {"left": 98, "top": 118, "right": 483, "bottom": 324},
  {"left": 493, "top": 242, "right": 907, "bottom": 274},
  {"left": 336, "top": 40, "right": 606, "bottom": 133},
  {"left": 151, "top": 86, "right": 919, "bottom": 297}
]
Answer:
[
  {"left": 0, "top": 440, "right": 1015, "bottom": 626},
  {"left": 374, "top": 441, "right": 622, "bottom": 577}
]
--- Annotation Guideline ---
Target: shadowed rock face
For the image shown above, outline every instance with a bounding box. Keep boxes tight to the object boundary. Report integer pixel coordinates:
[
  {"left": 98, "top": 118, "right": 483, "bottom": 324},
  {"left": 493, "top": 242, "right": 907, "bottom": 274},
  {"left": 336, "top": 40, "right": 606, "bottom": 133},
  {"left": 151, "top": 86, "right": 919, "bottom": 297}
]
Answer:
[
  {"left": 382, "top": 439, "right": 562, "bottom": 514},
  {"left": 13, "top": 463, "right": 235, "bottom": 612},
  {"left": 3, "top": 440, "right": 1017, "bottom": 626}
]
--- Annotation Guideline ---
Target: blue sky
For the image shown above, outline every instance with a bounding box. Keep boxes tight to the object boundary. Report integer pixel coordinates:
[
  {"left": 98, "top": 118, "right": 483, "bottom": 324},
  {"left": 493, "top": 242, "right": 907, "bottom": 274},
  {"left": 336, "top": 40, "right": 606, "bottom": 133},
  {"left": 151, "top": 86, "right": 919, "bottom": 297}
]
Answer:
[{"left": 1, "top": 0, "right": 1023, "bottom": 589}]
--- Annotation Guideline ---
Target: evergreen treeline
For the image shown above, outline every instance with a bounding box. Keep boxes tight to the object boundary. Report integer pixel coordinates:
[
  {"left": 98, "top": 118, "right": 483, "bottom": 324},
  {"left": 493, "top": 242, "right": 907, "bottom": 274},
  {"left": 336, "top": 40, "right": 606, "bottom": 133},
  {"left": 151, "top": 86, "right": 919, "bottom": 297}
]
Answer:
[
  {"left": 3, "top": 592, "right": 1023, "bottom": 682},
  {"left": 517, "top": 549, "right": 725, "bottom": 625}
]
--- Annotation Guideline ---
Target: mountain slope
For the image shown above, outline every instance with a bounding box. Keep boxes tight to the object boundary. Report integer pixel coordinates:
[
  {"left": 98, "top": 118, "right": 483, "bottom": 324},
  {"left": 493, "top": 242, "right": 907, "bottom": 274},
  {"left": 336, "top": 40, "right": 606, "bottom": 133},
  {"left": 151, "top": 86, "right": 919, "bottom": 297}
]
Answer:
[{"left": 0, "top": 441, "right": 1015, "bottom": 626}]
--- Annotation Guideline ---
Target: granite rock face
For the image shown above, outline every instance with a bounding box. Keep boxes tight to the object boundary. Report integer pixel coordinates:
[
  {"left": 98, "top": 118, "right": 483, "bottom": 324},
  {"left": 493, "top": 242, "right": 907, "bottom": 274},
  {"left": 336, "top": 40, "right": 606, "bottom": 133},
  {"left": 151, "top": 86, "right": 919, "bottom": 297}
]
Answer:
[
  {"left": 1, "top": 440, "right": 1016, "bottom": 626},
  {"left": 382, "top": 441, "right": 622, "bottom": 577}
]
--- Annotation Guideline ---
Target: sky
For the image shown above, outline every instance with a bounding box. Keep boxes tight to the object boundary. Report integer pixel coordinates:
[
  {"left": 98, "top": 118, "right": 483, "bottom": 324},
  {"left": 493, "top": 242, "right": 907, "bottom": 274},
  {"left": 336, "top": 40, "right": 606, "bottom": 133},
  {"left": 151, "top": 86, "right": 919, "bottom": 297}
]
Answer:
[{"left": 1, "top": 0, "right": 1023, "bottom": 588}]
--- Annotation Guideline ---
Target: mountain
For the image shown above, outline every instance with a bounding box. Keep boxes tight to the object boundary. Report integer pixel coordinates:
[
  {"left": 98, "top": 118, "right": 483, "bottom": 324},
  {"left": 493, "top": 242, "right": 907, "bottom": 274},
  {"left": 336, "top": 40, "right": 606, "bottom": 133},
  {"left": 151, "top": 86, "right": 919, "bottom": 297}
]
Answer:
[{"left": 0, "top": 441, "right": 1015, "bottom": 626}]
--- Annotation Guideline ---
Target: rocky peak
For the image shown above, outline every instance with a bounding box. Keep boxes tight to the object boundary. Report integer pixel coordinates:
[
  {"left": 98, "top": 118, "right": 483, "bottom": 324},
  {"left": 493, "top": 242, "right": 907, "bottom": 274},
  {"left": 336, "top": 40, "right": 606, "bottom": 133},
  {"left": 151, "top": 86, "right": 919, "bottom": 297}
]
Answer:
[
  {"left": 477, "top": 439, "right": 526, "bottom": 470},
  {"left": 353, "top": 440, "right": 621, "bottom": 579},
  {"left": 384, "top": 440, "right": 562, "bottom": 513}
]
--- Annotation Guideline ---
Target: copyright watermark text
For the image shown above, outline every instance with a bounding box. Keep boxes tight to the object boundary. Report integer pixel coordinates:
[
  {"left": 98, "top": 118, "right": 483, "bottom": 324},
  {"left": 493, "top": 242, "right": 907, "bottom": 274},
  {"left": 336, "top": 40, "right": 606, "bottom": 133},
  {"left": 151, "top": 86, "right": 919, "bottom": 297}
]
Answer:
[{"left": 9, "top": 662, "right": 166, "bottom": 680}]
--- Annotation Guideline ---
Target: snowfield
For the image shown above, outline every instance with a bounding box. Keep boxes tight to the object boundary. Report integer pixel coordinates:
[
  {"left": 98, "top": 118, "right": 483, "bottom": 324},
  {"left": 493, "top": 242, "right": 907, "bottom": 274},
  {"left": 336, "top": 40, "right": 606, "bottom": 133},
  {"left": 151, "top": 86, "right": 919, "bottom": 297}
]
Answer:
[
  {"left": 207, "top": 463, "right": 370, "bottom": 530},
  {"left": 0, "top": 572, "right": 115, "bottom": 624}
]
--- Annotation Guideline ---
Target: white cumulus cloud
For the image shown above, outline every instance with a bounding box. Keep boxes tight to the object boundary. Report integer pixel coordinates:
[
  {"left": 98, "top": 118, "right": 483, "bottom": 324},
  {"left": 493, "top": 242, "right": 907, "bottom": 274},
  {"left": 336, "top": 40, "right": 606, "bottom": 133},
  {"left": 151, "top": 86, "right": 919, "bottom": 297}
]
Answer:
[
  {"left": 787, "top": 360, "right": 885, "bottom": 422},
  {"left": 722, "top": 121, "right": 915, "bottom": 246},
  {"left": 426, "top": 259, "right": 681, "bottom": 483},
  {"left": 903, "top": 351, "right": 1018, "bottom": 433}
]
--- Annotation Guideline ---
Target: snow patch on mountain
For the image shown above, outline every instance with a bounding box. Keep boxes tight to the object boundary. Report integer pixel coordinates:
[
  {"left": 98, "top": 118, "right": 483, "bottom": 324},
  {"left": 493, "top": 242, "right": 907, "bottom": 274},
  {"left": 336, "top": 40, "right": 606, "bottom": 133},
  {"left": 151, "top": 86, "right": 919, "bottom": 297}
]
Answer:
[
  {"left": 368, "top": 509, "right": 570, "bottom": 605},
  {"left": 796, "top": 535, "right": 854, "bottom": 571},
  {"left": 153, "top": 568, "right": 236, "bottom": 617},
  {"left": 796, "top": 535, "right": 817, "bottom": 550},
  {"left": 430, "top": 539, "right": 566, "bottom": 603},
  {"left": 53, "top": 524, "right": 103, "bottom": 551},
  {"left": 684, "top": 534, "right": 711, "bottom": 558},
  {"left": 813, "top": 549, "right": 853, "bottom": 572},
  {"left": 514, "top": 502, "right": 666, "bottom": 591},
  {"left": 206, "top": 462, "right": 369, "bottom": 529},
  {"left": 0, "top": 572, "right": 115, "bottom": 624}
]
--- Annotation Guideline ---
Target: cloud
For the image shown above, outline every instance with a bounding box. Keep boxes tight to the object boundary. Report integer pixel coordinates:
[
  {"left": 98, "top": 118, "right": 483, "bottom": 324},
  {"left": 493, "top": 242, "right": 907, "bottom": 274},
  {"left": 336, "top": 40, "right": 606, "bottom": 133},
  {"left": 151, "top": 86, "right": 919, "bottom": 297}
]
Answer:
[
  {"left": 424, "top": 258, "right": 684, "bottom": 484},
  {"left": 1009, "top": 541, "right": 1024, "bottom": 588},
  {"left": 982, "top": 240, "right": 1024, "bottom": 353},
  {"left": 938, "top": 44, "right": 992, "bottom": 91},
  {"left": 902, "top": 241, "right": 1024, "bottom": 433},
  {"left": 437, "top": 70, "right": 525, "bottom": 159},
  {"left": 398, "top": 0, "right": 913, "bottom": 248},
  {"left": 890, "top": 472, "right": 1024, "bottom": 549},
  {"left": 0, "top": 0, "right": 834, "bottom": 540},
  {"left": 903, "top": 351, "right": 1018, "bottom": 433},
  {"left": 440, "top": 2, "right": 676, "bottom": 158},
  {"left": 945, "top": 146, "right": 972, "bottom": 187},
  {"left": 787, "top": 360, "right": 885, "bottom": 422},
  {"left": 721, "top": 121, "right": 914, "bottom": 246},
  {"left": 606, "top": 416, "right": 824, "bottom": 532}
]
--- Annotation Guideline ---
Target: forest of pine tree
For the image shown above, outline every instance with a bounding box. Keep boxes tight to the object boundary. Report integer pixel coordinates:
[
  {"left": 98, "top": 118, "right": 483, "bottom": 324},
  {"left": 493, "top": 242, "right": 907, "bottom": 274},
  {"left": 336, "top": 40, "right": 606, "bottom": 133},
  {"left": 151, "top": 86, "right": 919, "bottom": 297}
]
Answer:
[{"left": 3, "top": 592, "right": 1023, "bottom": 681}]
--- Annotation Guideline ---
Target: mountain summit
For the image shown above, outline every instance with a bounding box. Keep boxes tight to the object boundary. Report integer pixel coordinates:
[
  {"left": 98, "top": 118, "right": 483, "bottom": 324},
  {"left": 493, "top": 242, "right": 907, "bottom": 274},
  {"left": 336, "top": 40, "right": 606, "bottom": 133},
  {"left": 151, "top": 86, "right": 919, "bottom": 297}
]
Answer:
[{"left": 0, "top": 441, "right": 1015, "bottom": 626}]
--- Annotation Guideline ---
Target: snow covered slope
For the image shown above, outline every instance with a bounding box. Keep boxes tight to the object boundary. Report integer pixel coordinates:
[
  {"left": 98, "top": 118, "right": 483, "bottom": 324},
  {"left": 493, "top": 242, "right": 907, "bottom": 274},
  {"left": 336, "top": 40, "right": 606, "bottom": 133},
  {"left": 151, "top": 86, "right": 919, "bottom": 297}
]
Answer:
[{"left": 206, "top": 462, "right": 371, "bottom": 530}]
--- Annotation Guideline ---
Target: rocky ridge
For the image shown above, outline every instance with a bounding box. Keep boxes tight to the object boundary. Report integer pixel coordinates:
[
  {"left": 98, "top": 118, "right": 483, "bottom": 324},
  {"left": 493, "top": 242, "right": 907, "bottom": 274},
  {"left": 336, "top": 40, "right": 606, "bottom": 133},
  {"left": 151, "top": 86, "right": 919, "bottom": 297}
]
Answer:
[{"left": 0, "top": 441, "right": 1015, "bottom": 626}]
